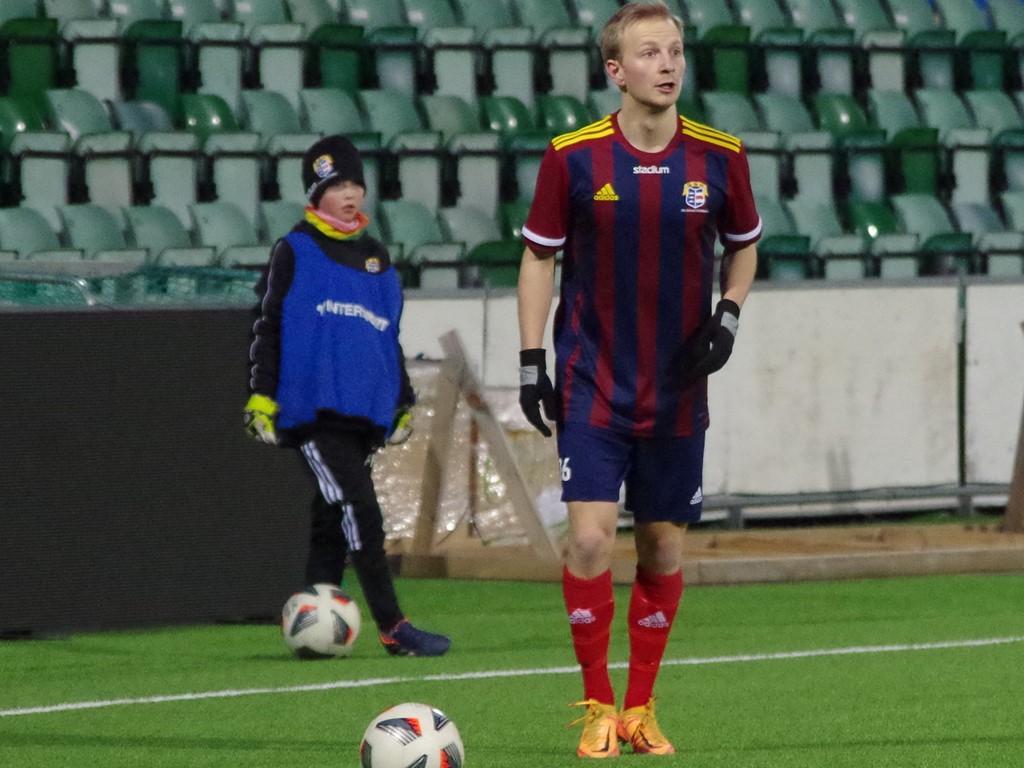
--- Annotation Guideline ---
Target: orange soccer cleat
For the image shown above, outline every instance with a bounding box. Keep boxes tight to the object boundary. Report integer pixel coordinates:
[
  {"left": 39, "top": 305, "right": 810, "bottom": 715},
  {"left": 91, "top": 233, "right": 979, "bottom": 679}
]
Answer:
[
  {"left": 569, "top": 699, "right": 621, "bottom": 758},
  {"left": 618, "top": 698, "right": 676, "bottom": 755}
]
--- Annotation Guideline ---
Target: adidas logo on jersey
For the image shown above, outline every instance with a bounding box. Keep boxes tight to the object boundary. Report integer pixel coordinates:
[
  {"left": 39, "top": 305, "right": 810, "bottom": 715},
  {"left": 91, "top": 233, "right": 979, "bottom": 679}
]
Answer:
[
  {"left": 568, "top": 608, "right": 597, "bottom": 625},
  {"left": 638, "top": 611, "right": 671, "bottom": 629},
  {"left": 593, "top": 183, "right": 619, "bottom": 201},
  {"left": 690, "top": 486, "right": 703, "bottom": 505}
]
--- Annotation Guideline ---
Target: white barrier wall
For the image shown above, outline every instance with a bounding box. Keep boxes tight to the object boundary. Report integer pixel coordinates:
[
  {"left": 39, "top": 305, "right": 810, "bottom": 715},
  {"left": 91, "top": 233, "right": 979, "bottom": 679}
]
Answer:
[
  {"left": 402, "top": 281, "right": 1019, "bottom": 495},
  {"left": 704, "top": 284, "right": 960, "bottom": 494},
  {"left": 964, "top": 282, "right": 1024, "bottom": 484}
]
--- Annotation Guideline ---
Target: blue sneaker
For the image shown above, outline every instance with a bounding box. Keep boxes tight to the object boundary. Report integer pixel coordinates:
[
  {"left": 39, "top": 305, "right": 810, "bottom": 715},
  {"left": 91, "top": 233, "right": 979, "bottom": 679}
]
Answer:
[{"left": 379, "top": 619, "right": 451, "bottom": 657}]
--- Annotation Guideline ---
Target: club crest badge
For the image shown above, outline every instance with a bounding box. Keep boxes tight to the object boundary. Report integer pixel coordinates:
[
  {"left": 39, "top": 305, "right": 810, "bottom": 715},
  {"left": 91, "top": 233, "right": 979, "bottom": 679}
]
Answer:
[
  {"left": 682, "top": 181, "right": 708, "bottom": 210},
  {"left": 313, "top": 154, "right": 335, "bottom": 178}
]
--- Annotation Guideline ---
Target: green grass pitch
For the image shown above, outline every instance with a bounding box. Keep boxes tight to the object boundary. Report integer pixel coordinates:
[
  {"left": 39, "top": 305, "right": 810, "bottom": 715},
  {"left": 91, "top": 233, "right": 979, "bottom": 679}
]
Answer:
[{"left": 2, "top": 573, "right": 1023, "bottom": 767}]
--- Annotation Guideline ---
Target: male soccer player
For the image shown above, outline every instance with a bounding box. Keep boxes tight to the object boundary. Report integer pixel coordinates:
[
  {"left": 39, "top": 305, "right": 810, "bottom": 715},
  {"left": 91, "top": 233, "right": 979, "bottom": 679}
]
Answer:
[{"left": 516, "top": 1, "right": 760, "bottom": 757}]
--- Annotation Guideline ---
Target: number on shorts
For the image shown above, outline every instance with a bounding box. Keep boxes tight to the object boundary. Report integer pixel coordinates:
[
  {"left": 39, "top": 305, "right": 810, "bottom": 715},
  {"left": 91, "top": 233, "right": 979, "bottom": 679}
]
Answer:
[{"left": 560, "top": 457, "right": 572, "bottom": 482}]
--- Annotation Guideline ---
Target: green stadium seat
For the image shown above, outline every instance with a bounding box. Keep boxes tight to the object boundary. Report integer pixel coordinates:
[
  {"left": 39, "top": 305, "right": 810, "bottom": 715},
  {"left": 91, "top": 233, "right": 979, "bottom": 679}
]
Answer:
[
  {"left": 45, "top": 88, "right": 135, "bottom": 212},
  {"left": 989, "top": 0, "right": 1024, "bottom": 39},
  {"left": 167, "top": 0, "right": 223, "bottom": 29},
  {"left": 419, "top": 93, "right": 501, "bottom": 213},
  {"left": 284, "top": 0, "right": 340, "bottom": 31},
  {"left": 479, "top": 95, "right": 540, "bottom": 138},
  {"left": 867, "top": 89, "right": 941, "bottom": 196},
  {"left": 847, "top": 200, "right": 918, "bottom": 277},
  {"left": 248, "top": 23, "right": 306, "bottom": 111},
  {"left": 138, "top": 131, "right": 201, "bottom": 229},
  {"left": 6, "top": 131, "right": 72, "bottom": 229},
  {"left": 203, "top": 131, "right": 263, "bottom": 226},
  {"left": 890, "top": 192, "right": 976, "bottom": 275},
  {"left": 787, "top": 130, "right": 836, "bottom": 204},
  {"left": 39, "top": 0, "right": 99, "bottom": 24},
  {"left": 62, "top": 18, "right": 123, "bottom": 105},
  {"left": 740, "top": 131, "right": 784, "bottom": 201},
  {"left": 753, "top": 197, "right": 815, "bottom": 280},
  {"left": 123, "top": 203, "right": 213, "bottom": 264},
  {"left": 0, "top": 0, "right": 40, "bottom": 24},
  {"left": 238, "top": 89, "right": 304, "bottom": 144},
  {"left": 783, "top": 0, "right": 858, "bottom": 95},
  {"left": 465, "top": 239, "right": 521, "bottom": 288},
  {"left": 420, "top": 94, "right": 483, "bottom": 142},
  {"left": 298, "top": 87, "right": 371, "bottom": 136},
  {"left": 701, "top": 92, "right": 762, "bottom": 133},
  {"left": 950, "top": 201, "right": 1024, "bottom": 276},
  {"left": 885, "top": 0, "right": 957, "bottom": 90},
  {"left": 339, "top": 1, "right": 419, "bottom": 95},
  {"left": 999, "top": 190, "right": 1024, "bottom": 229},
  {"left": 190, "top": 200, "right": 261, "bottom": 261},
  {"left": 258, "top": 199, "right": 305, "bottom": 245},
  {"left": 913, "top": 88, "right": 975, "bottom": 140},
  {"left": 307, "top": 22, "right": 366, "bottom": 94},
  {"left": 0, "top": 16, "right": 60, "bottom": 119},
  {"left": 58, "top": 203, "right": 146, "bottom": 261},
  {"left": 122, "top": 20, "right": 187, "bottom": 123},
  {"left": 357, "top": 88, "right": 427, "bottom": 146},
  {"left": 755, "top": 92, "right": 815, "bottom": 133},
  {"left": 535, "top": 94, "right": 593, "bottom": 136},
  {"left": 784, "top": 198, "right": 868, "bottom": 278},
  {"left": 499, "top": 199, "right": 531, "bottom": 240},
  {"left": 107, "top": 0, "right": 166, "bottom": 26},
  {"left": 378, "top": 198, "right": 463, "bottom": 288},
  {"left": 180, "top": 92, "right": 240, "bottom": 143},
  {"left": 189, "top": 21, "right": 247, "bottom": 117},
  {"left": 698, "top": 24, "right": 753, "bottom": 95},
  {"left": 109, "top": 100, "right": 175, "bottom": 136},
  {"left": 438, "top": 203, "right": 504, "bottom": 251},
  {"left": 0, "top": 205, "right": 78, "bottom": 259},
  {"left": 571, "top": 0, "right": 621, "bottom": 43},
  {"left": 228, "top": 0, "right": 288, "bottom": 31},
  {"left": 237, "top": 90, "right": 319, "bottom": 204},
  {"left": 679, "top": 0, "right": 736, "bottom": 30},
  {"left": 938, "top": 127, "right": 991, "bottom": 207},
  {"left": 963, "top": 90, "right": 1024, "bottom": 138},
  {"left": 815, "top": 93, "right": 890, "bottom": 203}
]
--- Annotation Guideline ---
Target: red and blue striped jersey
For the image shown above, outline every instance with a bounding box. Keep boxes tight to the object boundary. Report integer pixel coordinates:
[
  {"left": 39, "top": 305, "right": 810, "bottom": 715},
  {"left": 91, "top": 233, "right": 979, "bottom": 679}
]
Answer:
[{"left": 522, "top": 112, "right": 761, "bottom": 437}]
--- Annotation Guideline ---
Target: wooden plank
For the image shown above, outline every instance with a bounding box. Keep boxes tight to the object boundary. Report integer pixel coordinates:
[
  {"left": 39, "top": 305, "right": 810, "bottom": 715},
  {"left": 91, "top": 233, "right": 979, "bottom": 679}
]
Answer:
[
  {"left": 438, "top": 331, "right": 561, "bottom": 561},
  {"left": 411, "top": 355, "right": 461, "bottom": 555}
]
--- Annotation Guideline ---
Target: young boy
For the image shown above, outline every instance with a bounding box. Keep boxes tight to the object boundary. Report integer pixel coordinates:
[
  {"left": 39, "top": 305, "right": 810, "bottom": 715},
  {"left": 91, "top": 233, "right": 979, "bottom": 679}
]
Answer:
[
  {"left": 245, "top": 134, "right": 450, "bottom": 657},
  {"left": 517, "top": 1, "right": 760, "bottom": 756}
]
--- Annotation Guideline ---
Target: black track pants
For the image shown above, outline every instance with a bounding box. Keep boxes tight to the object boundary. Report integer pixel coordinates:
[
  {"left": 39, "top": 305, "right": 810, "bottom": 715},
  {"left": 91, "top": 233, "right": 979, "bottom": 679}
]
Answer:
[{"left": 298, "top": 429, "right": 403, "bottom": 632}]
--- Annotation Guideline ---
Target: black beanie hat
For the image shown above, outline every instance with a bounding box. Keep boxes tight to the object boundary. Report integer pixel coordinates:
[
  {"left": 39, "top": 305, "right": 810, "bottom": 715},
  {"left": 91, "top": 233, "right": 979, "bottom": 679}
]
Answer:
[{"left": 302, "top": 134, "right": 365, "bottom": 205}]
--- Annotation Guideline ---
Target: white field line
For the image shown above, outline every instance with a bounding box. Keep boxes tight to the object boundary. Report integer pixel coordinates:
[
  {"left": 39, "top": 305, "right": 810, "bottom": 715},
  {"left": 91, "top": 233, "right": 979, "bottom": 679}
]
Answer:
[{"left": 2, "top": 635, "right": 1022, "bottom": 718}]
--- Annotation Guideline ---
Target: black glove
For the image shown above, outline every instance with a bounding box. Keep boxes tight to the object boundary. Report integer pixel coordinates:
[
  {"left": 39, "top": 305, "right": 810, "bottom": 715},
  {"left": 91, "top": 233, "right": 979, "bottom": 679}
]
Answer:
[
  {"left": 519, "top": 348, "right": 558, "bottom": 437},
  {"left": 680, "top": 299, "right": 741, "bottom": 390}
]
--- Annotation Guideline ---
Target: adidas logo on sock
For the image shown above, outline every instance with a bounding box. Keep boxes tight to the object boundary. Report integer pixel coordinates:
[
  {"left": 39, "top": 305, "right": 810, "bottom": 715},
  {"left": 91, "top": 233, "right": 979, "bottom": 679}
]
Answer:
[
  {"left": 593, "top": 183, "right": 619, "bottom": 201},
  {"left": 568, "top": 608, "right": 597, "bottom": 625},
  {"left": 638, "top": 611, "right": 670, "bottom": 629}
]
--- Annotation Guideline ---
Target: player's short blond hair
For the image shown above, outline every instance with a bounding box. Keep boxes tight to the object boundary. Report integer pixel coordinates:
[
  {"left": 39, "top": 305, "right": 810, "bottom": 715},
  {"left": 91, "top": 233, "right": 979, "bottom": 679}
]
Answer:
[{"left": 599, "top": 1, "right": 685, "bottom": 63}]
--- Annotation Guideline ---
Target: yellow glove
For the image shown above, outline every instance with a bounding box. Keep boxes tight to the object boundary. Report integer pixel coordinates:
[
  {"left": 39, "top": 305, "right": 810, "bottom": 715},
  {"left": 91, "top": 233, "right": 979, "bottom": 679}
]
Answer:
[
  {"left": 387, "top": 407, "right": 414, "bottom": 445},
  {"left": 243, "top": 393, "right": 279, "bottom": 445}
]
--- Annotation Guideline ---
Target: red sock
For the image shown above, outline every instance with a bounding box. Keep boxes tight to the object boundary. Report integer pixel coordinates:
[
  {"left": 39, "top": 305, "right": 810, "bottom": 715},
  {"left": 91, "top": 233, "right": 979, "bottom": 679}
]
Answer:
[
  {"left": 562, "top": 566, "right": 616, "bottom": 705},
  {"left": 624, "top": 567, "right": 683, "bottom": 710}
]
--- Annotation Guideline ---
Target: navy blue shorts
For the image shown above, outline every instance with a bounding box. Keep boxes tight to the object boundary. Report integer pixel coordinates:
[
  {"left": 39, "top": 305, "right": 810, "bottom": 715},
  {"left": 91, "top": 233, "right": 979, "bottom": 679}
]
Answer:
[{"left": 556, "top": 421, "right": 706, "bottom": 523}]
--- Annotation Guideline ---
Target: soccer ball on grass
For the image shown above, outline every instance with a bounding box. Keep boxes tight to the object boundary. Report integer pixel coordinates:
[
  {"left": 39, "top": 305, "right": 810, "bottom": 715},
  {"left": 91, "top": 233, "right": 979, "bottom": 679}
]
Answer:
[
  {"left": 280, "top": 583, "right": 361, "bottom": 658},
  {"left": 360, "top": 702, "right": 465, "bottom": 768}
]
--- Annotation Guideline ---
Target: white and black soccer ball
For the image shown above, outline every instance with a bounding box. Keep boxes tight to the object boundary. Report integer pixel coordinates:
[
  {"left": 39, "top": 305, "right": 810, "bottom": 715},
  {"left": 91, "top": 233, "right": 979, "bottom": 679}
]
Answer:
[
  {"left": 280, "top": 583, "right": 360, "bottom": 658},
  {"left": 360, "top": 702, "right": 465, "bottom": 768}
]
